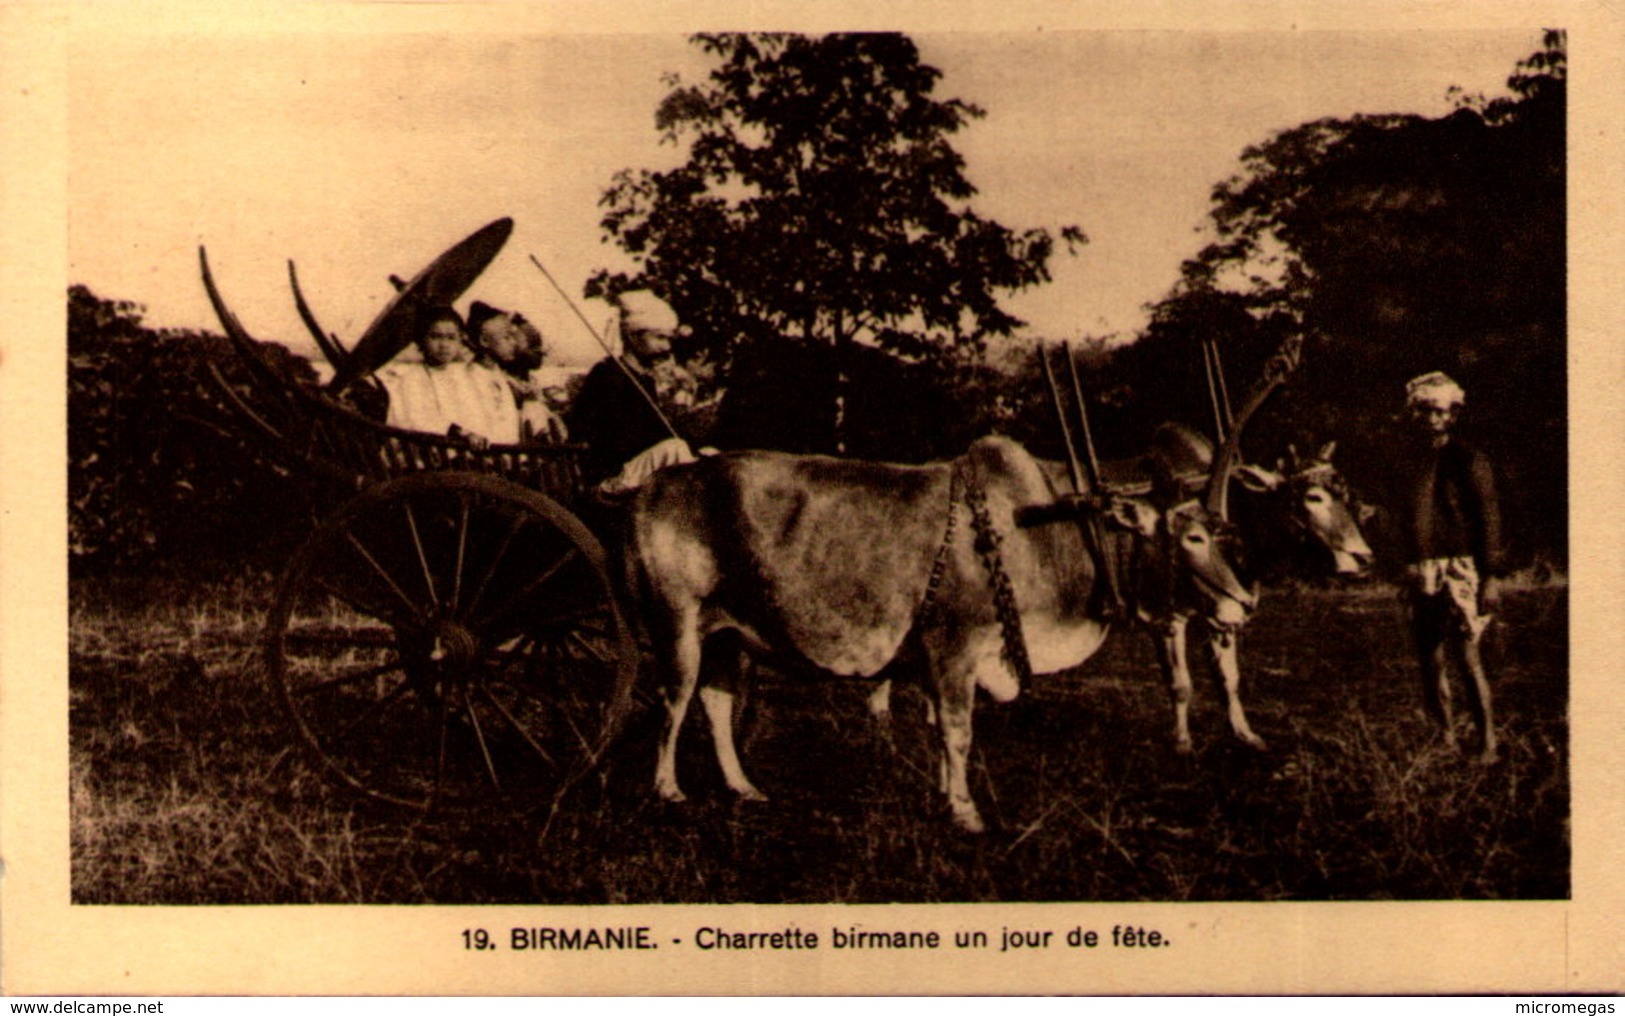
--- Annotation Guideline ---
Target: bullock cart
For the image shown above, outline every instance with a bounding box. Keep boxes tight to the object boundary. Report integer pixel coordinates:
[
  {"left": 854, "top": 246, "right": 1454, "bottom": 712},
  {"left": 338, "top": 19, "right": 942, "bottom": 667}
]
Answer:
[{"left": 198, "top": 222, "right": 639, "bottom": 814}]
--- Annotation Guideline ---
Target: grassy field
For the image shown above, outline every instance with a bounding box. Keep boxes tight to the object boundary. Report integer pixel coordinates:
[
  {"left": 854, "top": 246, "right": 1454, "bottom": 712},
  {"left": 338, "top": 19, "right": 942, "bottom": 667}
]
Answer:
[{"left": 69, "top": 571, "right": 1568, "bottom": 903}]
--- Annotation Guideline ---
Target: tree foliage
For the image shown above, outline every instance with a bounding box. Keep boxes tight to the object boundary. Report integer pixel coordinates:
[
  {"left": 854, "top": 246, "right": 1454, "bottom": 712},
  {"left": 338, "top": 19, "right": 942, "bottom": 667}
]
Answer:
[
  {"left": 1116, "top": 31, "right": 1567, "bottom": 565},
  {"left": 591, "top": 32, "right": 1082, "bottom": 456},
  {"left": 68, "top": 285, "right": 318, "bottom": 572}
]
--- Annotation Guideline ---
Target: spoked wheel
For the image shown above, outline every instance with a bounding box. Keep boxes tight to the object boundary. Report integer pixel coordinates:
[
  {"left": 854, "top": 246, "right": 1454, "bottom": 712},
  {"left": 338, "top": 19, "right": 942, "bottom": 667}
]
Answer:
[{"left": 266, "top": 472, "right": 639, "bottom": 811}]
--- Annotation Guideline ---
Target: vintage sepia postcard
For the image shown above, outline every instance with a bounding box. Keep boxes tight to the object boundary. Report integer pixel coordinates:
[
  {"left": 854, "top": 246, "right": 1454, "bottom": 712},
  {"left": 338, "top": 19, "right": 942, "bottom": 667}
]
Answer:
[{"left": 2, "top": 0, "right": 1620, "bottom": 997}]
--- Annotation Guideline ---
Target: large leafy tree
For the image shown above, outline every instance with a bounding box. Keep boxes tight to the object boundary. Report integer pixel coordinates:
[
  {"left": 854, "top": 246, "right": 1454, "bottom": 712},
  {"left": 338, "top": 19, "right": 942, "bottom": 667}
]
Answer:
[
  {"left": 591, "top": 32, "right": 1082, "bottom": 455},
  {"left": 1119, "top": 31, "right": 1566, "bottom": 565}
]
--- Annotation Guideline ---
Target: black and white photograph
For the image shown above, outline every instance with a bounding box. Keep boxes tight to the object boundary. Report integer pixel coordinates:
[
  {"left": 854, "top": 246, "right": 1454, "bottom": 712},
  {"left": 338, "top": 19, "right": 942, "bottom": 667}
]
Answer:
[{"left": 3, "top": 1, "right": 1619, "bottom": 997}]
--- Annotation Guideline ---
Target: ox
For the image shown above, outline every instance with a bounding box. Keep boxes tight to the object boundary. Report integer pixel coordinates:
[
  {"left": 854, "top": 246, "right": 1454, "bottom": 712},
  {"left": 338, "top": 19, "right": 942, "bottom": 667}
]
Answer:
[
  {"left": 1233, "top": 441, "right": 1374, "bottom": 580},
  {"left": 1130, "top": 427, "right": 1373, "bottom": 753},
  {"left": 629, "top": 434, "right": 1255, "bottom": 832}
]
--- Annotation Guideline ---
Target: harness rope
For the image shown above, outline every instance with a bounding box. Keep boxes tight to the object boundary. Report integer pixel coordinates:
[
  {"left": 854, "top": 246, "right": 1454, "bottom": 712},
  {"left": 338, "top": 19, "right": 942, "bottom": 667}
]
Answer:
[
  {"left": 916, "top": 465, "right": 961, "bottom": 625},
  {"left": 914, "top": 458, "right": 1034, "bottom": 687},
  {"left": 963, "top": 462, "right": 1036, "bottom": 687}
]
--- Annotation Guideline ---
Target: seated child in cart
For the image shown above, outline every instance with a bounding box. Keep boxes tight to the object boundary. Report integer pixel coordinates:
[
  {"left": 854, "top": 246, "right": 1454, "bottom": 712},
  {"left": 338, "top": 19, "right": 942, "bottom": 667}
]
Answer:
[{"left": 368, "top": 305, "right": 522, "bottom": 447}]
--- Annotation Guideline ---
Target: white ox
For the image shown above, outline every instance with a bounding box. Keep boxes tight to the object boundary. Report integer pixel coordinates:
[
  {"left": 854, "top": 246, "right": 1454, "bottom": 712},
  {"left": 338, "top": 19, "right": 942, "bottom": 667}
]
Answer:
[{"left": 628, "top": 435, "right": 1255, "bottom": 832}]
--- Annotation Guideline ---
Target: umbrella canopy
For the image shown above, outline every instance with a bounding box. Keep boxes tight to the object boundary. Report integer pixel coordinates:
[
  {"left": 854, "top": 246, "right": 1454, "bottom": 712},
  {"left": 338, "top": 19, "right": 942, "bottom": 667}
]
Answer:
[{"left": 327, "top": 217, "right": 514, "bottom": 391}]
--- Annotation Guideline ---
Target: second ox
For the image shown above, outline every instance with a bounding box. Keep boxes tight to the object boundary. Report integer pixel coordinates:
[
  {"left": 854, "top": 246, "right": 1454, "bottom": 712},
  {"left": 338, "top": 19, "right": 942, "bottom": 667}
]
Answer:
[{"left": 1123, "top": 425, "right": 1372, "bottom": 753}]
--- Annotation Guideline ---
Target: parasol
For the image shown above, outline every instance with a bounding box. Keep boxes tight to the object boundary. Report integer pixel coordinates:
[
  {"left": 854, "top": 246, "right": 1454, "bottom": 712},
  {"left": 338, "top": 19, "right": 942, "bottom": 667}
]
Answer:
[{"left": 327, "top": 217, "right": 513, "bottom": 391}]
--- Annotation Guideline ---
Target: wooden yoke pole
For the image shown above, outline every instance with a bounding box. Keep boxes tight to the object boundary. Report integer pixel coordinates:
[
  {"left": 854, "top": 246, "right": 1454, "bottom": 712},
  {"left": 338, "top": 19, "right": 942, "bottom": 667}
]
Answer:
[
  {"left": 287, "top": 260, "right": 351, "bottom": 375},
  {"left": 1059, "top": 342, "right": 1125, "bottom": 615},
  {"left": 1039, "top": 343, "right": 1087, "bottom": 496},
  {"left": 1201, "top": 337, "right": 1228, "bottom": 444},
  {"left": 1062, "top": 341, "right": 1103, "bottom": 491},
  {"left": 1208, "top": 337, "right": 1235, "bottom": 436}
]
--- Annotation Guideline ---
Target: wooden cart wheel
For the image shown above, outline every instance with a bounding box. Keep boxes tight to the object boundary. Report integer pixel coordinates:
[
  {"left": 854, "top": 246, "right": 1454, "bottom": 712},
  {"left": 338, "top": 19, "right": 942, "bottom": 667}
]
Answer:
[{"left": 266, "top": 471, "right": 639, "bottom": 811}]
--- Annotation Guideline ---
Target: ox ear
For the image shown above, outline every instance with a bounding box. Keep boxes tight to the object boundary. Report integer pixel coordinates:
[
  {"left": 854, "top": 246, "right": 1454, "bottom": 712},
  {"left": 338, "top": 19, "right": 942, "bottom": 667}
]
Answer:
[
  {"left": 1105, "top": 496, "right": 1159, "bottom": 539},
  {"left": 1233, "top": 463, "right": 1284, "bottom": 493},
  {"left": 1358, "top": 501, "right": 1377, "bottom": 524}
]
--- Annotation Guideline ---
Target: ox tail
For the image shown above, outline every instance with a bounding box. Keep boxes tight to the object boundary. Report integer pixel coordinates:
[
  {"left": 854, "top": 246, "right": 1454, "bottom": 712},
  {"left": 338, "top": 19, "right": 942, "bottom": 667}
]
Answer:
[{"left": 616, "top": 502, "right": 656, "bottom": 654}]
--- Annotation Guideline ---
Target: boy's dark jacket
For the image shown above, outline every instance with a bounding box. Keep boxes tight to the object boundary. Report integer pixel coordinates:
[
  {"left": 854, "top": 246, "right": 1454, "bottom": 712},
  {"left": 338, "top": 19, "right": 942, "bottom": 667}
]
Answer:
[{"left": 1403, "top": 437, "right": 1505, "bottom": 576}]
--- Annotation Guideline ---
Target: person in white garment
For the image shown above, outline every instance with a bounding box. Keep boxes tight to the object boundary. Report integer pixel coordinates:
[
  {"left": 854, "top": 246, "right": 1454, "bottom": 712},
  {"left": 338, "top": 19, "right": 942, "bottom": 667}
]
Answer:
[{"left": 374, "top": 305, "right": 522, "bottom": 446}]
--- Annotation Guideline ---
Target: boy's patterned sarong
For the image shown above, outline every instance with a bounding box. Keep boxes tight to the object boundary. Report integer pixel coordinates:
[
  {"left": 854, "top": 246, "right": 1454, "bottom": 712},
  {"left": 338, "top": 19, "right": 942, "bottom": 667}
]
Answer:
[{"left": 1410, "top": 556, "right": 1492, "bottom": 638}]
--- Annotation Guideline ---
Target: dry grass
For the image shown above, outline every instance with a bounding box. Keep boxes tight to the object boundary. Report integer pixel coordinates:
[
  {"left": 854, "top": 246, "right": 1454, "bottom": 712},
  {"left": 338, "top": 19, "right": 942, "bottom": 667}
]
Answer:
[{"left": 69, "top": 574, "right": 1568, "bottom": 903}]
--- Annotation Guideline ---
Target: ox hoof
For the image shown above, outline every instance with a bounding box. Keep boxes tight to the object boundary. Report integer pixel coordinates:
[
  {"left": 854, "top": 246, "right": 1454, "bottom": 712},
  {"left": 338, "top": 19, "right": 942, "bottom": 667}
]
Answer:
[
  {"left": 950, "top": 801, "right": 986, "bottom": 834},
  {"left": 1174, "top": 740, "right": 1194, "bottom": 757},
  {"left": 1240, "top": 733, "right": 1269, "bottom": 752},
  {"left": 733, "top": 785, "right": 770, "bottom": 803},
  {"left": 655, "top": 783, "right": 687, "bottom": 804}
]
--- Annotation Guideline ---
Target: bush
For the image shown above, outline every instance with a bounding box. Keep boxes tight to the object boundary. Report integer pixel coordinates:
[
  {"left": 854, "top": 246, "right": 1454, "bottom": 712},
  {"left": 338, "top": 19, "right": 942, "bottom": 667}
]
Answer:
[{"left": 68, "top": 285, "right": 319, "bottom": 573}]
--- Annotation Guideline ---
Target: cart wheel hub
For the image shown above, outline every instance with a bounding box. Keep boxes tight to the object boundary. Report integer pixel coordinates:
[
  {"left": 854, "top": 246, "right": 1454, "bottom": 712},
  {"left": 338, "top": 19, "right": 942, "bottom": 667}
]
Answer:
[{"left": 428, "top": 620, "right": 481, "bottom": 671}]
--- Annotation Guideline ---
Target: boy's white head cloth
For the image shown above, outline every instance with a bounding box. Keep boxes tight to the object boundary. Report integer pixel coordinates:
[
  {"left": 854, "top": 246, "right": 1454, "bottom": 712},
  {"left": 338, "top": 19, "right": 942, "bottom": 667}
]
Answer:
[{"left": 1406, "top": 370, "right": 1466, "bottom": 409}]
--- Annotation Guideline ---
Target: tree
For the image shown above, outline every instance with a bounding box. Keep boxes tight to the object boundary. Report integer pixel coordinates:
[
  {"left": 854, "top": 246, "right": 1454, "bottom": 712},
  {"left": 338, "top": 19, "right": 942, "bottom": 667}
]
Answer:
[
  {"left": 1125, "top": 31, "right": 1567, "bottom": 566},
  {"left": 591, "top": 32, "right": 1082, "bottom": 454}
]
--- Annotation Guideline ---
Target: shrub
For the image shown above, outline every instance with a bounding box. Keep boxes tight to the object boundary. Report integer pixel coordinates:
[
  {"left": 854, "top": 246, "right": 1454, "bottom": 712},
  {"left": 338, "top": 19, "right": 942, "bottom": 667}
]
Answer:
[{"left": 68, "top": 284, "right": 318, "bottom": 573}]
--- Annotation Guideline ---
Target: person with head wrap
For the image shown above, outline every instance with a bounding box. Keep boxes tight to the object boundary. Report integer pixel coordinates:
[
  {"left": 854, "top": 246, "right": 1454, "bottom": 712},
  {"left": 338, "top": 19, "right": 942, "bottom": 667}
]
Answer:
[
  {"left": 466, "top": 300, "right": 562, "bottom": 442},
  {"left": 565, "top": 289, "right": 709, "bottom": 494},
  {"left": 372, "top": 304, "right": 522, "bottom": 446},
  {"left": 1398, "top": 370, "right": 1505, "bottom": 762}
]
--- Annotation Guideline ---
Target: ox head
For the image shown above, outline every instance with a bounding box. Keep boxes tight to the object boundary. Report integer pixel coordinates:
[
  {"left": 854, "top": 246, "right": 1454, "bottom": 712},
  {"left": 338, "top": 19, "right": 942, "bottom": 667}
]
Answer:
[
  {"left": 1233, "top": 442, "right": 1374, "bottom": 576},
  {"left": 1164, "top": 335, "right": 1308, "bottom": 626},
  {"left": 1106, "top": 494, "right": 1258, "bottom": 631}
]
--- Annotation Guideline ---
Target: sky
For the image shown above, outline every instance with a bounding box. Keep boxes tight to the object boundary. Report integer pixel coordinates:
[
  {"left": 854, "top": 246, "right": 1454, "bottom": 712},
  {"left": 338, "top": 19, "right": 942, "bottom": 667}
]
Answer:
[{"left": 67, "top": 26, "right": 1543, "bottom": 367}]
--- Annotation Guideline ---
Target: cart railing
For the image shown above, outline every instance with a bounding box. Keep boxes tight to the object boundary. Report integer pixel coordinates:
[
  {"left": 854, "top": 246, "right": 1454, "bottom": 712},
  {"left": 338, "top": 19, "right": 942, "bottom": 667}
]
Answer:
[{"left": 205, "top": 357, "right": 587, "bottom": 500}]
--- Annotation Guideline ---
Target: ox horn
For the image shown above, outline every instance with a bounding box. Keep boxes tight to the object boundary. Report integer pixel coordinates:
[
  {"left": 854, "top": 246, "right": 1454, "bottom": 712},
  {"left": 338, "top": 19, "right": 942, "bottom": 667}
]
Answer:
[{"left": 1203, "top": 335, "right": 1303, "bottom": 520}]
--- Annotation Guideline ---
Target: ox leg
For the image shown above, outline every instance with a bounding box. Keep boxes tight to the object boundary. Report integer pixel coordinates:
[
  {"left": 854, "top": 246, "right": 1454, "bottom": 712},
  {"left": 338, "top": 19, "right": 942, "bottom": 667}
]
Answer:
[
  {"left": 1453, "top": 631, "right": 1497, "bottom": 764},
  {"left": 699, "top": 683, "right": 768, "bottom": 802},
  {"left": 870, "top": 637, "right": 926, "bottom": 730},
  {"left": 1155, "top": 616, "right": 1195, "bottom": 755},
  {"left": 1209, "top": 628, "right": 1267, "bottom": 751},
  {"left": 933, "top": 665, "right": 984, "bottom": 834},
  {"left": 653, "top": 607, "right": 703, "bottom": 803},
  {"left": 918, "top": 695, "right": 948, "bottom": 794},
  {"left": 864, "top": 679, "right": 900, "bottom": 760},
  {"left": 866, "top": 679, "right": 894, "bottom": 723},
  {"left": 695, "top": 631, "right": 767, "bottom": 800}
]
